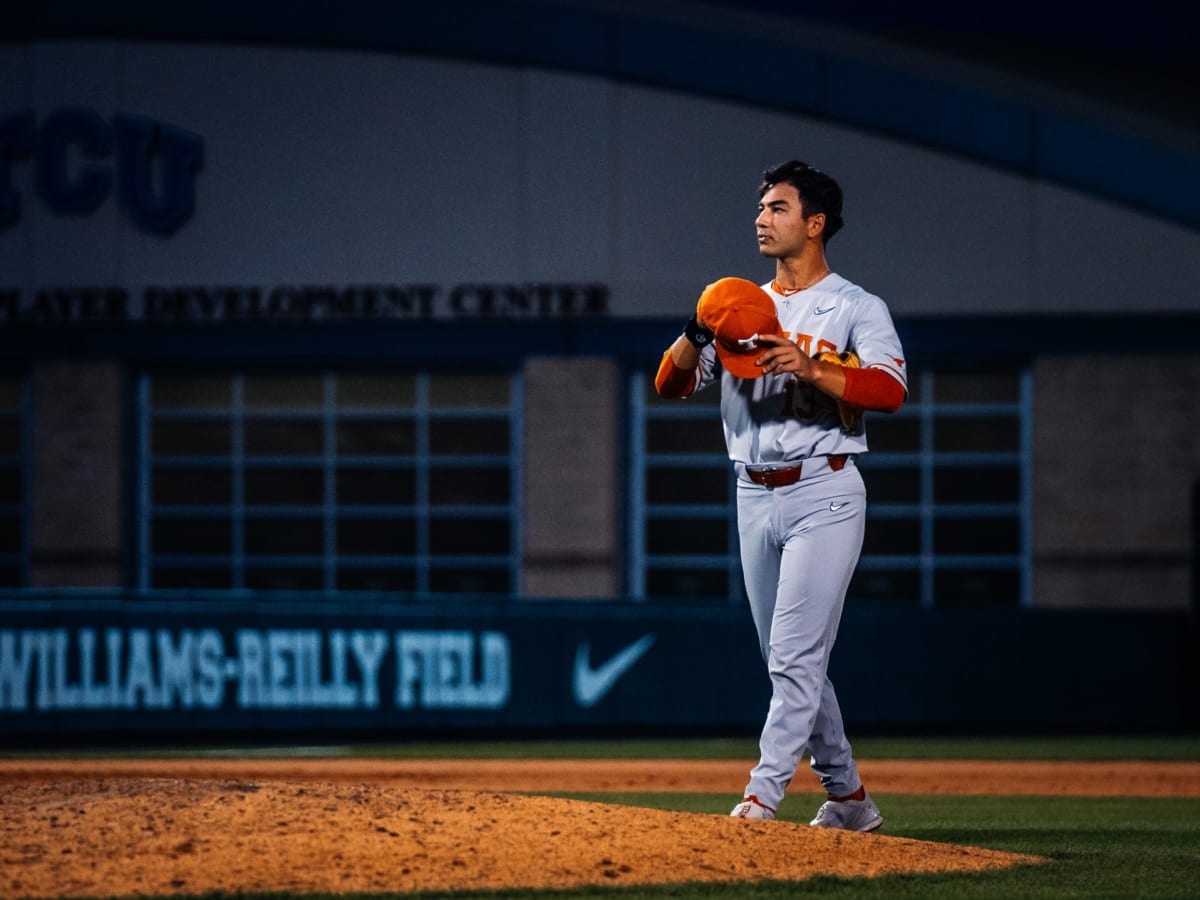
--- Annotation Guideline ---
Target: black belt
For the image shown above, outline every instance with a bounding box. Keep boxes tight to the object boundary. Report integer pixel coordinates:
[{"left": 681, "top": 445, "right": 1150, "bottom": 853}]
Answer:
[{"left": 746, "top": 454, "right": 848, "bottom": 488}]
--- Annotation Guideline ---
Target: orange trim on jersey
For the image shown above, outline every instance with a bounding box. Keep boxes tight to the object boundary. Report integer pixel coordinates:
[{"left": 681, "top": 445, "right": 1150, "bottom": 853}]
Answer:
[
  {"left": 654, "top": 349, "right": 698, "bottom": 398},
  {"left": 841, "top": 365, "right": 905, "bottom": 413}
]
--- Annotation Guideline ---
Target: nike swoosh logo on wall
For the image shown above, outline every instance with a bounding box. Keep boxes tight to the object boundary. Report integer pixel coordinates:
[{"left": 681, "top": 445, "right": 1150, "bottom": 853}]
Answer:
[{"left": 572, "top": 634, "right": 656, "bottom": 708}]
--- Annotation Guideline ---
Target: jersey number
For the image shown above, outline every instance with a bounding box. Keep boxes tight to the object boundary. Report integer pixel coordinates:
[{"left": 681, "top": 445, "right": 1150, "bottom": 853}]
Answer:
[{"left": 782, "top": 379, "right": 816, "bottom": 418}]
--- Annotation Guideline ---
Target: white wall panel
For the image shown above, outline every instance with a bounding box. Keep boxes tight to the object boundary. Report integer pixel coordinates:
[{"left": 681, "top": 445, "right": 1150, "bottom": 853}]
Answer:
[
  {"left": 522, "top": 70, "right": 612, "bottom": 281},
  {"left": 2, "top": 41, "right": 1197, "bottom": 318},
  {"left": 23, "top": 43, "right": 123, "bottom": 287},
  {"left": 116, "top": 45, "right": 528, "bottom": 284}
]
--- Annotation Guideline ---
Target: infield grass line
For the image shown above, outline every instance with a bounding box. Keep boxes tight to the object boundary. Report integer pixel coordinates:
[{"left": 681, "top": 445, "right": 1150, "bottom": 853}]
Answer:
[
  {"left": 344, "top": 734, "right": 1200, "bottom": 761},
  {"left": 5, "top": 734, "right": 1198, "bottom": 761}
]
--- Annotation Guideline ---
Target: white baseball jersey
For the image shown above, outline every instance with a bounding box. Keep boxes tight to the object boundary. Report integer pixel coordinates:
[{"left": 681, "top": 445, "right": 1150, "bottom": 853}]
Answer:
[{"left": 693, "top": 273, "right": 907, "bottom": 464}]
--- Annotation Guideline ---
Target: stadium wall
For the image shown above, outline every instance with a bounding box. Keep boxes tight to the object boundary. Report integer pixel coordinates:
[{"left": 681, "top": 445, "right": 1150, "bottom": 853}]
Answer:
[
  {"left": 1, "top": 21, "right": 1199, "bottom": 741},
  {"left": 1, "top": 594, "right": 1196, "bottom": 741}
]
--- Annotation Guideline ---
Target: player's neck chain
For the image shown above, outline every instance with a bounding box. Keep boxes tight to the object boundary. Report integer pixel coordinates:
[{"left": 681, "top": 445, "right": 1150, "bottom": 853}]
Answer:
[{"left": 772, "top": 269, "right": 830, "bottom": 296}]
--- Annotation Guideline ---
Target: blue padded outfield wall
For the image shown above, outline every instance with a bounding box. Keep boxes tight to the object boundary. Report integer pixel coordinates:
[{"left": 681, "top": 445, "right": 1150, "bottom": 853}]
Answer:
[{"left": 1, "top": 594, "right": 1195, "bottom": 742}]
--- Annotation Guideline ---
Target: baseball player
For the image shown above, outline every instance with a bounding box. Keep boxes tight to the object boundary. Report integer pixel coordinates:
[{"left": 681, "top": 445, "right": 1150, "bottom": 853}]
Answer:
[{"left": 655, "top": 161, "right": 906, "bottom": 830}]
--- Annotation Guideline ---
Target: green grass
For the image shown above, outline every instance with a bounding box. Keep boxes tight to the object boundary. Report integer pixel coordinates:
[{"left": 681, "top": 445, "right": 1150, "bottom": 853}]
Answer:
[
  {"left": 9, "top": 733, "right": 1197, "bottom": 761},
  {"left": 348, "top": 734, "right": 1200, "bottom": 762},
  {"left": 850, "top": 734, "right": 1200, "bottom": 762}
]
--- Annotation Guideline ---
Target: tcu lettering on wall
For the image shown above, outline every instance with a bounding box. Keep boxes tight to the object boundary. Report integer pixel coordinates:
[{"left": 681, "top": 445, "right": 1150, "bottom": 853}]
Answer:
[{"left": 0, "top": 107, "right": 203, "bottom": 236}]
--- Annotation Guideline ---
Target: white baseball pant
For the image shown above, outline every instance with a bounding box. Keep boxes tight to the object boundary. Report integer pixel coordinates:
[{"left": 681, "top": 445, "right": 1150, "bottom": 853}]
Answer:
[{"left": 736, "top": 456, "right": 866, "bottom": 810}]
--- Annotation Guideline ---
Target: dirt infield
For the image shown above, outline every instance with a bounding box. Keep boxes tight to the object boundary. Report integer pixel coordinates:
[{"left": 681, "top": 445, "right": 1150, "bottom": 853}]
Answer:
[
  {"left": 4, "top": 757, "right": 1197, "bottom": 898},
  {"left": 5, "top": 757, "right": 1198, "bottom": 795}
]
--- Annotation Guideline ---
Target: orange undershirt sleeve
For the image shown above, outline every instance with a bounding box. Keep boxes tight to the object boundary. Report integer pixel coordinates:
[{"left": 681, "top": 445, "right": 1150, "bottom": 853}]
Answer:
[
  {"left": 841, "top": 365, "right": 906, "bottom": 413},
  {"left": 655, "top": 349, "right": 698, "bottom": 398}
]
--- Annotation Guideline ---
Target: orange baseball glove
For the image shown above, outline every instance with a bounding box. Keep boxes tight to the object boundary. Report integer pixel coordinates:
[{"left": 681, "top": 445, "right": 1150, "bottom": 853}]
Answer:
[{"left": 815, "top": 349, "right": 863, "bottom": 434}]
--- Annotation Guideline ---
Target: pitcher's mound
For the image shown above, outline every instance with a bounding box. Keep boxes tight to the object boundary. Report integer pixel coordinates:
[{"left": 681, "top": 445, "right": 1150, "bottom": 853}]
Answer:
[{"left": 2, "top": 779, "right": 1042, "bottom": 897}]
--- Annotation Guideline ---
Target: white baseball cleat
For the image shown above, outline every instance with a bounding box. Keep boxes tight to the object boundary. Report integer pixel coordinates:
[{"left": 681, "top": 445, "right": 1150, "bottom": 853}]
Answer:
[
  {"left": 729, "top": 795, "right": 775, "bottom": 820},
  {"left": 809, "top": 786, "right": 883, "bottom": 832}
]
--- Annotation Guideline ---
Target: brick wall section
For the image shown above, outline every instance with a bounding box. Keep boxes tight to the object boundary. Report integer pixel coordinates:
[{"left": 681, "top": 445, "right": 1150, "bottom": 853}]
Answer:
[
  {"left": 30, "top": 362, "right": 124, "bottom": 587},
  {"left": 1033, "top": 355, "right": 1200, "bottom": 609},
  {"left": 521, "top": 357, "right": 619, "bottom": 598}
]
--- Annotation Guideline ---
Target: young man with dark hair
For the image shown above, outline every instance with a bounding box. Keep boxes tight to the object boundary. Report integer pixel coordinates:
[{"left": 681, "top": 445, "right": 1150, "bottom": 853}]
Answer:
[{"left": 656, "top": 160, "right": 907, "bottom": 830}]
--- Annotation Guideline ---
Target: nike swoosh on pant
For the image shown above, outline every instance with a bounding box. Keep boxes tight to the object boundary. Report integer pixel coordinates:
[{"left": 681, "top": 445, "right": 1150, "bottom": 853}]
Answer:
[{"left": 573, "top": 634, "right": 656, "bottom": 708}]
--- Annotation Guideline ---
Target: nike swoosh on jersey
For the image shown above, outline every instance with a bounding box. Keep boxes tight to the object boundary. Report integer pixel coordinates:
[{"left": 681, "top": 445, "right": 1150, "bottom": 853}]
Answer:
[
  {"left": 814, "top": 305, "right": 836, "bottom": 315},
  {"left": 573, "top": 634, "right": 656, "bottom": 708}
]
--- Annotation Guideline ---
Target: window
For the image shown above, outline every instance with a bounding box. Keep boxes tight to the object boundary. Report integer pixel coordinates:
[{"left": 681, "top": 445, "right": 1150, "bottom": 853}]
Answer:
[
  {"left": 0, "top": 372, "right": 27, "bottom": 586},
  {"left": 854, "top": 369, "right": 1032, "bottom": 607},
  {"left": 628, "top": 374, "right": 739, "bottom": 601},
  {"left": 629, "top": 366, "right": 1032, "bottom": 606},
  {"left": 137, "top": 370, "right": 521, "bottom": 595}
]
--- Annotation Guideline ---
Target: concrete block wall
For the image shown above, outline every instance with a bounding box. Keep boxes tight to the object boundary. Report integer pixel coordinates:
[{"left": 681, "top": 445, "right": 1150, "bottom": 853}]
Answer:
[
  {"left": 30, "top": 362, "right": 123, "bottom": 587},
  {"left": 521, "top": 358, "right": 620, "bottom": 598},
  {"left": 1033, "top": 355, "right": 1200, "bottom": 610}
]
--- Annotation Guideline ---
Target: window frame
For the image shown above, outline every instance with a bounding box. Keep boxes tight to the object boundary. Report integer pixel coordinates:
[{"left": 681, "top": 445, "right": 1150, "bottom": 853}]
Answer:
[
  {"left": 135, "top": 368, "right": 524, "bottom": 596},
  {"left": 0, "top": 370, "right": 30, "bottom": 587},
  {"left": 628, "top": 365, "right": 1034, "bottom": 607}
]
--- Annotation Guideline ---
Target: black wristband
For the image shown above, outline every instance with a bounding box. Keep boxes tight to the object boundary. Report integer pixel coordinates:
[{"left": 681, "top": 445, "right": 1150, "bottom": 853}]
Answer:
[{"left": 684, "top": 314, "right": 714, "bottom": 348}]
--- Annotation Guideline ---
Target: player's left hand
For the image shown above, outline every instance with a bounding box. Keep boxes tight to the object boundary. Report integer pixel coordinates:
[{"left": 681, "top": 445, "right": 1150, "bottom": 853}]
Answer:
[{"left": 754, "top": 333, "right": 817, "bottom": 379}]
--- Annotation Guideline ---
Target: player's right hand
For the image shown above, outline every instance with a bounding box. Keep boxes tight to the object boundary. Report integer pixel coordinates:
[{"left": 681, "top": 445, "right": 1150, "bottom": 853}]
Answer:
[{"left": 753, "top": 333, "right": 811, "bottom": 379}]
